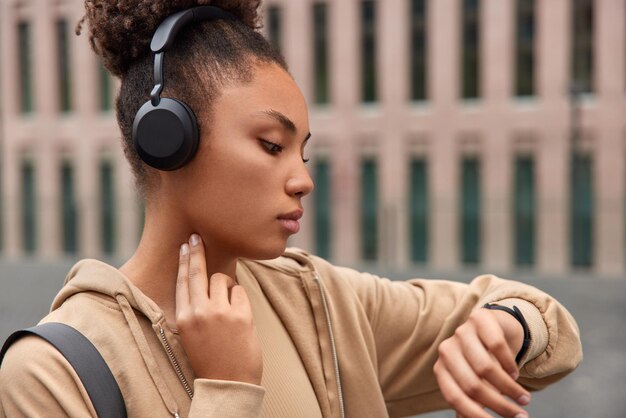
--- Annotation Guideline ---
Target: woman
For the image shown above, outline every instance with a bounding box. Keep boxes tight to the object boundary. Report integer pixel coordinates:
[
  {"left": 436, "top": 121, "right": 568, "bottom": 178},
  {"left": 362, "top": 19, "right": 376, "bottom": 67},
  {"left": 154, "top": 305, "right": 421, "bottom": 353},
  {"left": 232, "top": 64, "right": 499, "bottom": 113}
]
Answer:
[{"left": 0, "top": 1, "right": 582, "bottom": 417}]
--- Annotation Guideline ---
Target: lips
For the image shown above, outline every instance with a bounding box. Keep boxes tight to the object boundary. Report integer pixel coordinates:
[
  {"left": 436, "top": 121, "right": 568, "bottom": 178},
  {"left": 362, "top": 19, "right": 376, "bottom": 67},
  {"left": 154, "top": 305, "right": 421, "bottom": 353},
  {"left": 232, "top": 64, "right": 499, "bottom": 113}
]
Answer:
[
  {"left": 277, "top": 208, "right": 304, "bottom": 233},
  {"left": 277, "top": 208, "right": 304, "bottom": 221}
]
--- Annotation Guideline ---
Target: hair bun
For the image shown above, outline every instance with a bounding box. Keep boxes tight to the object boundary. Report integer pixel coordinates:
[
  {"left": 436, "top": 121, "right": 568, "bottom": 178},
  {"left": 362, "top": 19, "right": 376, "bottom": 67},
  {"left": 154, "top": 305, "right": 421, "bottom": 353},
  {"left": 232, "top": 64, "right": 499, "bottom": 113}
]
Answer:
[{"left": 78, "top": 0, "right": 262, "bottom": 77}]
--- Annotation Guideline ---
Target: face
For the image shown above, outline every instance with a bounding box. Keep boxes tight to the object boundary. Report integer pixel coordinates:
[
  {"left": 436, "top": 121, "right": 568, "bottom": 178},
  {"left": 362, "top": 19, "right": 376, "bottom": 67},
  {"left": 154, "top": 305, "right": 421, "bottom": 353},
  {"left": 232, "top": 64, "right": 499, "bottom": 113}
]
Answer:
[{"left": 165, "top": 62, "right": 314, "bottom": 260}]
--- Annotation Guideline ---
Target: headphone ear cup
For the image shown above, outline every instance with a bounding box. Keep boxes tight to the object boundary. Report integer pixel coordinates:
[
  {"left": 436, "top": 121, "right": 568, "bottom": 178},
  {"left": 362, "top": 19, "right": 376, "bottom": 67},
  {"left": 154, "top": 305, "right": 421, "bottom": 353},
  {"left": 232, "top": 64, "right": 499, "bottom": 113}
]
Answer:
[{"left": 132, "top": 97, "right": 199, "bottom": 171}]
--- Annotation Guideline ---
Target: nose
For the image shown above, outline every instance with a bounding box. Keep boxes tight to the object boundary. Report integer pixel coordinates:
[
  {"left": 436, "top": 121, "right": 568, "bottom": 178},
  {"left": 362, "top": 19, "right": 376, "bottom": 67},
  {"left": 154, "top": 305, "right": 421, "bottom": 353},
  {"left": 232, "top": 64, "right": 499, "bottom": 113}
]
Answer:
[{"left": 285, "top": 161, "right": 314, "bottom": 198}]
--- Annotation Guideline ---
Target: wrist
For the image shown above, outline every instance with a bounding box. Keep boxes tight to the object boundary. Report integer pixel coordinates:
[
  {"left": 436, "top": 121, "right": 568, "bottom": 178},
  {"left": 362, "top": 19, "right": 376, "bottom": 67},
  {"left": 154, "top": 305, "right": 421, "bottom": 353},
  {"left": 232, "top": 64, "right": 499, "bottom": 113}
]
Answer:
[{"left": 483, "top": 303, "right": 531, "bottom": 364}]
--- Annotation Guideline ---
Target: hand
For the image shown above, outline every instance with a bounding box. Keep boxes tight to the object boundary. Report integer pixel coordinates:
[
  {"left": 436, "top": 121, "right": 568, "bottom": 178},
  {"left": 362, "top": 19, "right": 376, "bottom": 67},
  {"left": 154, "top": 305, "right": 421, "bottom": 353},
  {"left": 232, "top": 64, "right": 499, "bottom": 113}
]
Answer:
[
  {"left": 175, "top": 233, "right": 263, "bottom": 385},
  {"left": 433, "top": 308, "right": 531, "bottom": 418}
]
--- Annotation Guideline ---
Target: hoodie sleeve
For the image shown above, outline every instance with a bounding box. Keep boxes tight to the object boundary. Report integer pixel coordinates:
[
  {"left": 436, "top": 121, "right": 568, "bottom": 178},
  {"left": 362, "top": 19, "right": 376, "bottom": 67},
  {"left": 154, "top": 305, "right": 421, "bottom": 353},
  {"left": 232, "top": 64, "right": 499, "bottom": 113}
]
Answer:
[
  {"left": 0, "top": 335, "right": 98, "bottom": 417},
  {"left": 317, "top": 259, "right": 582, "bottom": 416},
  {"left": 188, "top": 379, "right": 265, "bottom": 417}
]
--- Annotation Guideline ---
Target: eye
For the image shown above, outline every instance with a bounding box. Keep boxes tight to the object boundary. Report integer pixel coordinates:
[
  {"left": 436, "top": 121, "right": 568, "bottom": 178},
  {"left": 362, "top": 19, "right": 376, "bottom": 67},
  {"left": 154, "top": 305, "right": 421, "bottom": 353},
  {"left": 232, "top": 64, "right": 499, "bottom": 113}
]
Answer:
[
  {"left": 301, "top": 139, "right": 310, "bottom": 164},
  {"left": 260, "top": 139, "right": 283, "bottom": 154}
]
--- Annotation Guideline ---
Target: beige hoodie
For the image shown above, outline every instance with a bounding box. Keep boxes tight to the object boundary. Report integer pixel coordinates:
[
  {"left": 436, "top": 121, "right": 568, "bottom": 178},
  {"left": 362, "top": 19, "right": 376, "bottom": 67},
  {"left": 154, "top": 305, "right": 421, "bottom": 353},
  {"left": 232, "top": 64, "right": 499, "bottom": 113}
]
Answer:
[{"left": 0, "top": 248, "right": 582, "bottom": 417}]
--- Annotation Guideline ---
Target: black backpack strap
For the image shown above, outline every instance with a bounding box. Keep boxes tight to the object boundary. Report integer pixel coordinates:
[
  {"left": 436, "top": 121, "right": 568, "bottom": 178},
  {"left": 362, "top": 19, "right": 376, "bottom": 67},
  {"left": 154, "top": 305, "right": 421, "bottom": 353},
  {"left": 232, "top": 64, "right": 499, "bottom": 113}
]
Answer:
[{"left": 0, "top": 322, "right": 127, "bottom": 418}]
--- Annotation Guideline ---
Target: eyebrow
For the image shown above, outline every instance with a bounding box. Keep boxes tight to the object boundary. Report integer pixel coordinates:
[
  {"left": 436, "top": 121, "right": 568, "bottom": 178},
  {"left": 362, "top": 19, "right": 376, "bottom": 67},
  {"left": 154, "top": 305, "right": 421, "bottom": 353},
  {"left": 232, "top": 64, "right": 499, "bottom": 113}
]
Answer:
[{"left": 253, "top": 109, "right": 312, "bottom": 141}]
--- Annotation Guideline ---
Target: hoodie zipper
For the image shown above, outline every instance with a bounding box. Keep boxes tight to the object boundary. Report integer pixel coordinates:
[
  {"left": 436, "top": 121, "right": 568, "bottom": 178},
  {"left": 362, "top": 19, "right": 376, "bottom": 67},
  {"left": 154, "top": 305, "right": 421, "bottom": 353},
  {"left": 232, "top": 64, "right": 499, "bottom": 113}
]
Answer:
[
  {"left": 313, "top": 273, "right": 345, "bottom": 418},
  {"left": 159, "top": 327, "right": 194, "bottom": 400}
]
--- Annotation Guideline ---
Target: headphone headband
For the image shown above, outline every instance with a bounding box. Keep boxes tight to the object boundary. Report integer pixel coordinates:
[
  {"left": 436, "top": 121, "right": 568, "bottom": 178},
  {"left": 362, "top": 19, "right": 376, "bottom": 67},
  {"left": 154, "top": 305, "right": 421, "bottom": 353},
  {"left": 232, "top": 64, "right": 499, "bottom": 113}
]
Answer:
[
  {"left": 133, "top": 6, "right": 238, "bottom": 171},
  {"left": 150, "top": 6, "right": 238, "bottom": 53},
  {"left": 150, "top": 6, "right": 238, "bottom": 105}
]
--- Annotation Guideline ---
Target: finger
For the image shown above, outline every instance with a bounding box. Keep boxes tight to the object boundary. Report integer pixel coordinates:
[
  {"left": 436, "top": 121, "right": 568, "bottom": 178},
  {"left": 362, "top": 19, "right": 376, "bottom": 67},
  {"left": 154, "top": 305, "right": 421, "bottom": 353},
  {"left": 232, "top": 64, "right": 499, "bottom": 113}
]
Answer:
[
  {"left": 209, "top": 273, "right": 231, "bottom": 307},
  {"left": 458, "top": 327, "right": 531, "bottom": 405},
  {"left": 175, "top": 243, "right": 191, "bottom": 312},
  {"left": 441, "top": 339, "right": 529, "bottom": 418},
  {"left": 434, "top": 362, "right": 492, "bottom": 418},
  {"left": 475, "top": 311, "right": 519, "bottom": 377},
  {"left": 230, "top": 285, "right": 253, "bottom": 317},
  {"left": 188, "top": 234, "right": 209, "bottom": 306},
  {"left": 483, "top": 379, "right": 531, "bottom": 409}
]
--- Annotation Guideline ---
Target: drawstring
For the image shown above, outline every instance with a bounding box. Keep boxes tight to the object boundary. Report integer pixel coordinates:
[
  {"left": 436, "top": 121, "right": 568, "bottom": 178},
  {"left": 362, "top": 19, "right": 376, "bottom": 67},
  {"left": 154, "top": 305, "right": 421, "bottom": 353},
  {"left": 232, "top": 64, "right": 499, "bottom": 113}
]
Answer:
[{"left": 116, "top": 294, "right": 180, "bottom": 416}]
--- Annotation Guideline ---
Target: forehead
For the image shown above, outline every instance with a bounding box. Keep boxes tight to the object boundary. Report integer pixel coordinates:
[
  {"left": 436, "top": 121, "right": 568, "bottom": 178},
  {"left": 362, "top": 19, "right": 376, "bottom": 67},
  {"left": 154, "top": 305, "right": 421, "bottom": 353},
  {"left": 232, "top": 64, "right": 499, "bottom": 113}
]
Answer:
[{"left": 215, "top": 63, "right": 309, "bottom": 132}]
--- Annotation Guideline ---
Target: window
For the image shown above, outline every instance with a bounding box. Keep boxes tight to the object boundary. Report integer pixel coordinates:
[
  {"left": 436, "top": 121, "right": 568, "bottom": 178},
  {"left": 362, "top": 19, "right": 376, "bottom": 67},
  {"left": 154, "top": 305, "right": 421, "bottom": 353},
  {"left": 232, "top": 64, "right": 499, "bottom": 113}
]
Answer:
[
  {"left": 57, "top": 19, "right": 72, "bottom": 112},
  {"left": 21, "top": 159, "right": 37, "bottom": 254},
  {"left": 461, "top": 157, "right": 481, "bottom": 264},
  {"left": 18, "top": 21, "right": 33, "bottom": 113},
  {"left": 410, "top": 0, "right": 428, "bottom": 101},
  {"left": 100, "top": 160, "right": 116, "bottom": 255},
  {"left": 61, "top": 161, "right": 78, "bottom": 254},
  {"left": 514, "top": 156, "right": 535, "bottom": 266},
  {"left": 99, "top": 61, "right": 113, "bottom": 112},
  {"left": 409, "top": 158, "right": 428, "bottom": 263},
  {"left": 515, "top": 0, "right": 535, "bottom": 96},
  {"left": 314, "top": 158, "right": 331, "bottom": 258},
  {"left": 571, "top": 0, "right": 594, "bottom": 93},
  {"left": 361, "top": 157, "right": 378, "bottom": 261},
  {"left": 313, "top": 3, "right": 330, "bottom": 105},
  {"left": 571, "top": 154, "right": 593, "bottom": 267},
  {"left": 0, "top": 173, "right": 3, "bottom": 253},
  {"left": 361, "top": 0, "right": 378, "bottom": 103},
  {"left": 267, "top": 5, "right": 282, "bottom": 53},
  {"left": 461, "top": 0, "right": 480, "bottom": 99}
]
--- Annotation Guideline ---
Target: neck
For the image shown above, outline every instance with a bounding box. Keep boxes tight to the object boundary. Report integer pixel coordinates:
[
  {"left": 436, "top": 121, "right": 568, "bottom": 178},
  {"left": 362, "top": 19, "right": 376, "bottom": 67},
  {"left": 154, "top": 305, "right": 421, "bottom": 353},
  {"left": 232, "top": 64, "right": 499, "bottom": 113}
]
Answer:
[{"left": 120, "top": 204, "right": 238, "bottom": 325}]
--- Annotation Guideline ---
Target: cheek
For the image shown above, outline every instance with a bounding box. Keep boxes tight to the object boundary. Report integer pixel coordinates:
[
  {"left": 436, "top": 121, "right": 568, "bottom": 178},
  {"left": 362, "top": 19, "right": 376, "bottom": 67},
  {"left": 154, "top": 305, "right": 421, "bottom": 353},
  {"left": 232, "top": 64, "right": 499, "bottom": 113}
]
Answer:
[
  {"left": 194, "top": 170, "right": 288, "bottom": 258},
  {"left": 190, "top": 153, "right": 282, "bottom": 236}
]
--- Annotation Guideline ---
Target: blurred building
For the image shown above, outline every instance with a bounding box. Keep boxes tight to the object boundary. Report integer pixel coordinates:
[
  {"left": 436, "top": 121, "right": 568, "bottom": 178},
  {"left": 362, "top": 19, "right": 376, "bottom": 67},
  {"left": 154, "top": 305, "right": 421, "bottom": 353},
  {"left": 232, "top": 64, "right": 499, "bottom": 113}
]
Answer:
[
  {"left": 0, "top": 0, "right": 624, "bottom": 278},
  {"left": 0, "top": 0, "right": 133, "bottom": 260}
]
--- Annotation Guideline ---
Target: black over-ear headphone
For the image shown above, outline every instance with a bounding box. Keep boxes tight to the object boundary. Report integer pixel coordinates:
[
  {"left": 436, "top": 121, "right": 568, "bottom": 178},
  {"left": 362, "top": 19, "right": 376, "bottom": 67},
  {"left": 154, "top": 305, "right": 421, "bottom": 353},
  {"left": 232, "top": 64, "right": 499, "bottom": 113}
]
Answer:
[{"left": 132, "top": 6, "right": 237, "bottom": 171}]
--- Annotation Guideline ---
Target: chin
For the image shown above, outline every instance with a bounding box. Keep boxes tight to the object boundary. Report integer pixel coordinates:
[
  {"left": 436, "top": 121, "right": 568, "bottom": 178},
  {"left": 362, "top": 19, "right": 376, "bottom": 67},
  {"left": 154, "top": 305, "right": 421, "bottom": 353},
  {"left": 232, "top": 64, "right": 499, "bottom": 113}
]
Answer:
[{"left": 241, "top": 241, "right": 287, "bottom": 261}]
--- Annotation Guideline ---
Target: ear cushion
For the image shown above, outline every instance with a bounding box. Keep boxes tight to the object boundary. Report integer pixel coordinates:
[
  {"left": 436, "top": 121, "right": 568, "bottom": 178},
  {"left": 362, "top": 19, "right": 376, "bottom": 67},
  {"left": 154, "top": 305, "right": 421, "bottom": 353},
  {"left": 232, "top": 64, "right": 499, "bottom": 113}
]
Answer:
[{"left": 132, "top": 97, "right": 199, "bottom": 171}]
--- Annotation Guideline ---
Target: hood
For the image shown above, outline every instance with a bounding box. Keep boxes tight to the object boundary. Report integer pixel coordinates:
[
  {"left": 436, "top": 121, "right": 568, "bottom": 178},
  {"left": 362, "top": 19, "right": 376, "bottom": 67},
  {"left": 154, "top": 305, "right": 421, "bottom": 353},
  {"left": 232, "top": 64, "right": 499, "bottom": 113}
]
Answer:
[{"left": 51, "top": 258, "right": 165, "bottom": 324}]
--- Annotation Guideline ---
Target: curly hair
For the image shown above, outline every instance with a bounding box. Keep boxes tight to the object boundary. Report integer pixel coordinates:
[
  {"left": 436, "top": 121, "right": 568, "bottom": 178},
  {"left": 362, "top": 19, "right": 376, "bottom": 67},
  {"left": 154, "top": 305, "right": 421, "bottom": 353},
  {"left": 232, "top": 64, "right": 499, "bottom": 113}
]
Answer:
[{"left": 77, "top": 1, "right": 287, "bottom": 196}]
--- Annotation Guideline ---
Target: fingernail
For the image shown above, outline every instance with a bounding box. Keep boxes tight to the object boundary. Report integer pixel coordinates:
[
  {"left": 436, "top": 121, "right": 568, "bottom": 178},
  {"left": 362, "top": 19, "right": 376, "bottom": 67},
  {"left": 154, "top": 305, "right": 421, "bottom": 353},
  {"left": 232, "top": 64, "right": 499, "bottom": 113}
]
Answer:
[
  {"left": 190, "top": 234, "right": 201, "bottom": 246},
  {"left": 180, "top": 243, "right": 189, "bottom": 256},
  {"left": 515, "top": 413, "right": 528, "bottom": 418},
  {"left": 517, "top": 394, "right": 531, "bottom": 405},
  {"left": 510, "top": 370, "right": 520, "bottom": 380}
]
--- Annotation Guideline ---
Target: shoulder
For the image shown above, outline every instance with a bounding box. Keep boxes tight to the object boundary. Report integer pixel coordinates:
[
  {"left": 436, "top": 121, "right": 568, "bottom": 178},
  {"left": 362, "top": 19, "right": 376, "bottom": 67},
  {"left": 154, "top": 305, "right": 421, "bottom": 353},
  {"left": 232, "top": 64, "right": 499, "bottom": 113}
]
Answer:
[
  {"left": 40, "top": 292, "right": 128, "bottom": 354},
  {"left": 0, "top": 334, "right": 95, "bottom": 416},
  {"left": 1, "top": 333, "right": 72, "bottom": 379},
  {"left": 241, "top": 247, "right": 390, "bottom": 296}
]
